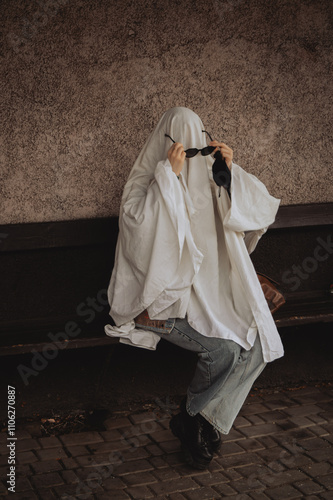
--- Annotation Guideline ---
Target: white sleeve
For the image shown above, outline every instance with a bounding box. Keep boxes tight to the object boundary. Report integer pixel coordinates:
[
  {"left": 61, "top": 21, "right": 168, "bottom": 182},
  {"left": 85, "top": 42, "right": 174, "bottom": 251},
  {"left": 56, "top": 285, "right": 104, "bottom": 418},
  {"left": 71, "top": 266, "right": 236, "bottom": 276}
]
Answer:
[{"left": 223, "top": 163, "right": 280, "bottom": 233}]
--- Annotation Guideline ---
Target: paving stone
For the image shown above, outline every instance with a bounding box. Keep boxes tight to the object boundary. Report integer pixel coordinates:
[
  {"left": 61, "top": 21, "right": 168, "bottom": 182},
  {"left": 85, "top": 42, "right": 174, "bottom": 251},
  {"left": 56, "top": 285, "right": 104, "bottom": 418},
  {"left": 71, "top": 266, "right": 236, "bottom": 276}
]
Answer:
[
  {"left": 167, "top": 494, "right": 188, "bottom": 500},
  {"left": 241, "top": 403, "right": 270, "bottom": 415},
  {"left": 99, "top": 429, "right": 123, "bottom": 441},
  {"left": 185, "top": 486, "right": 221, "bottom": 499},
  {"left": 121, "top": 470, "right": 157, "bottom": 486},
  {"left": 239, "top": 423, "right": 283, "bottom": 439},
  {"left": 116, "top": 458, "right": 154, "bottom": 476},
  {"left": 193, "top": 471, "right": 229, "bottom": 486},
  {"left": 222, "top": 428, "right": 246, "bottom": 442},
  {"left": 31, "top": 458, "right": 63, "bottom": 474},
  {"left": 234, "top": 415, "right": 252, "bottom": 428},
  {"left": 212, "top": 481, "right": 238, "bottom": 496},
  {"left": 246, "top": 414, "right": 267, "bottom": 426},
  {"left": 257, "top": 436, "right": 278, "bottom": 449},
  {"left": 22, "top": 422, "right": 43, "bottom": 439},
  {"left": 59, "top": 431, "right": 104, "bottom": 447},
  {"left": 317, "top": 473, "right": 333, "bottom": 489},
  {"left": 273, "top": 427, "right": 316, "bottom": 444},
  {"left": 236, "top": 463, "right": 268, "bottom": 479},
  {"left": 238, "top": 438, "right": 265, "bottom": 452},
  {"left": 36, "top": 446, "right": 68, "bottom": 461},
  {"left": 263, "top": 398, "right": 294, "bottom": 411},
  {"left": 260, "top": 469, "right": 308, "bottom": 488},
  {"left": 321, "top": 492, "right": 333, "bottom": 500},
  {"left": 17, "top": 450, "right": 39, "bottom": 464},
  {"left": 31, "top": 472, "right": 64, "bottom": 489},
  {"left": 221, "top": 468, "right": 243, "bottom": 481},
  {"left": 220, "top": 441, "right": 245, "bottom": 456},
  {"left": 172, "top": 463, "right": 208, "bottom": 478},
  {"left": 65, "top": 444, "right": 89, "bottom": 457},
  {"left": 149, "top": 477, "right": 198, "bottom": 495},
  {"left": 148, "top": 428, "right": 175, "bottom": 442},
  {"left": 15, "top": 430, "right": 34, "bottom": 440},
  {"left": 75, "top": 466, "right": 108, "bottom": 482},
  {"left": 14, "top": 476, "right": 34, "bottom": 492},
  {"left": 76, "top": 452, "right": 122, "bottom": 468},
  {"left": 145, "top": 443, "right": 164, "bottom": 456},
  {"left": 297, "top": 437, "right": 332, "bottom": 451},
  {"left": 16, "top": 438, "right": 41, "bottom": 452},
  {"left": 149, "top": 455, "right": 168, "bottom": 469},
  {"left": 16, "top": 463, "right": 33, "bottom": 476},
  {"left": 88, "top": 440, "right": 131, "bottom": 454},
  {"left": 60, "top": 457, "right": 78, "bottom": 469},
  {"left": 293, "top": 478, "right": 324, "bottom": 495},
  {"left": 217, "top": 451, "right": 264, "bottom": 470},
  {"left": 265, "top": 483, "right": 303, "bottom": 499},
  {"left": 118, "top": 431, "right": 152, "bottom": 448},
  {"left": 249, "top": 492, "right": 271, "bottom": 499},
  {"left": 60, "top": 469, "right": 80, "bottom": 484},
  {"left": 309, "top": 425, "right": 330, "bottom": 436},
  {"left": 53, "top": 482, "right": 103, "bottom": 498},
  {"left": 284, "top": 404, "right": 322, "bottom": 418},
  {"left": 257, "top": 446, "right": 292, "bottom": 464},
  {"left": 280, "top": 452, "right": 314, "bottom": 468},
  {"left": 288, "top": 415, "right": 317, "bottom": 428},
  {"left": 120, "top": 446, "right": 150, "bottom": 462},
  {"left": 103, "top": 417, "right": 132, "bottom": 430},
  {"left": 37, "top": 436, "right": 62, "bottom": 449},
  {"left": 158, "top": 438, "right": 182, "bottom": 454},
  {"left": 230, "top": 476, "right": 265, "bottom": 493},
  {"left": 130, "top": 411, "right": 161, "bottom": 423},
  {"left": 259, "top": 411, "right": 289, "bottom": 423},
  {"left": 274, "top": 419, "right": 300, "bottom": 432},
  {"left": 301, "top": 461, "right": 332, "bottom": 477},
  {"left": 37, "top": 488, "right": 58, "bottom": 499},
  {"left": 152, "top": 467, "right": 181, "bottom": 481},
  {"left": 163, "top": 451, "right": 186, "bottom": 467},
  {"left": 94, "top": 492, "right": 131, "bottom": 500},
  {"left": 305, "top": 448, "right": 333, "bottom": 462},
  {"left": 124, "top": 485, "right": 154, "bottom": 498},
  {"left": 101, "top": 476, "right": 127, "bottom": 490},
  {"left": 308, "top": 413, "right": 330, "bottom": 425}
]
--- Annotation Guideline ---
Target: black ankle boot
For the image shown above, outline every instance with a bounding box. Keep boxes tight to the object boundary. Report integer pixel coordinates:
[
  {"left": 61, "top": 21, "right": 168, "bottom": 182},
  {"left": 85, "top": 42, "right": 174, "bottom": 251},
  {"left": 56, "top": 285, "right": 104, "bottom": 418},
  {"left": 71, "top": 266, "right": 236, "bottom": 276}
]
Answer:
[
  {"left": 201, "top": 418, "right": 221, "bottom": 453},
  {"left": 169, "top": 399, "right": 213, "bottom": 469}
]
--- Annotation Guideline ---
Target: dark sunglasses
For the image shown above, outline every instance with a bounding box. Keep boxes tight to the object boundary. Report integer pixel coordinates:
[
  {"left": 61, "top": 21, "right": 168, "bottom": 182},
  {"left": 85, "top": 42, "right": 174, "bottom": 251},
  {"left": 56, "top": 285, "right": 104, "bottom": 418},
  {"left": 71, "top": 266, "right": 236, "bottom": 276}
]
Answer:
[
  {"left": 165, "top": 131, "right": 215, "bottom": 158},
  {"left": 165, "top": 130, "right": 231, "bottom": 197}
]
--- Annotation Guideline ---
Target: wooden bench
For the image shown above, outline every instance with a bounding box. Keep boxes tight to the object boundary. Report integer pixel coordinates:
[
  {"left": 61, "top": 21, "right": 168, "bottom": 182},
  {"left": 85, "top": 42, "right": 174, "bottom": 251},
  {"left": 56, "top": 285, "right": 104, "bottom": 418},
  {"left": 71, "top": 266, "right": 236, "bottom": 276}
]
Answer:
[{"left": 0, "top": 203, "right": 332, "bottom": 356}]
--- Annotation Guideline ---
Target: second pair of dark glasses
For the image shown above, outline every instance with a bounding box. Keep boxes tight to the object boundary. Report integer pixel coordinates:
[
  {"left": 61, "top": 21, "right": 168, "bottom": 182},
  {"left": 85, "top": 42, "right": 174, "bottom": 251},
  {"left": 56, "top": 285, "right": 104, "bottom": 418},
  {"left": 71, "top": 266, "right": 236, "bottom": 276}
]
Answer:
[{"left": 165, "top": 130, "right": 215, "bottom": 158}]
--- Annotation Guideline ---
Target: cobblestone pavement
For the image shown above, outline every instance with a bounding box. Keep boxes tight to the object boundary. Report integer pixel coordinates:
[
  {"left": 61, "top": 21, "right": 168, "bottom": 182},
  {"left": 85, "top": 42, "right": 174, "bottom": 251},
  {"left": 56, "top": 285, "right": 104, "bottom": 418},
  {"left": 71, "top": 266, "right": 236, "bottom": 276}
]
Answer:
[{"left": 1, "top": 385, "right": 333, "bottom": 499}]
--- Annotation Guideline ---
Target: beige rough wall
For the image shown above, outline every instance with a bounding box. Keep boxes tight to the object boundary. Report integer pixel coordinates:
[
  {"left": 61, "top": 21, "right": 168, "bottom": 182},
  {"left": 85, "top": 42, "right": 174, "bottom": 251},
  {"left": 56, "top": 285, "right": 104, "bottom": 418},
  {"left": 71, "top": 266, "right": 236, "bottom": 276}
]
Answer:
[{"left": 1, "top": 0, "right": 332, "bottom": 224}]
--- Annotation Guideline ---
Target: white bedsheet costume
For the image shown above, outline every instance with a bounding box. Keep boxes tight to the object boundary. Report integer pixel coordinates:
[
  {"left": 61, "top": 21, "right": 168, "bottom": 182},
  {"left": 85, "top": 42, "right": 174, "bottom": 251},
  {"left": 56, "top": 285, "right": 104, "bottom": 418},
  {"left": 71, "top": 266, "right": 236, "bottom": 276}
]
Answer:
[{"left": 105, "top": 107, "right": 284, "bottom": 363}]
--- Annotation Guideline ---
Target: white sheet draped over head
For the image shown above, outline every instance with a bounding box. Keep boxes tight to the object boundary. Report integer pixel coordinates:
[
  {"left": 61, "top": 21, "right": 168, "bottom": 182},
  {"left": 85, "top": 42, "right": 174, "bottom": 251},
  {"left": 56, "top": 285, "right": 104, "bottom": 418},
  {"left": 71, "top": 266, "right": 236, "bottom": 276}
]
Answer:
[{"left": 106, "top": 107, "right": 284, "bottom": 363}]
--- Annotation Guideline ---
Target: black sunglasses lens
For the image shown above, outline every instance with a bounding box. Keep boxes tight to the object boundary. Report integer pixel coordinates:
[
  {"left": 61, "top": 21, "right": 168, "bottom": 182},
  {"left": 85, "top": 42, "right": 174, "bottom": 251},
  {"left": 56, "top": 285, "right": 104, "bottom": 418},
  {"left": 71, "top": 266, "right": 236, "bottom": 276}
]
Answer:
[
  {"left": 201, "top": 146, "right": 215, "bottom": 156},
  {"left": 185, "top": 148, "right": 199, "bottom": 158}
]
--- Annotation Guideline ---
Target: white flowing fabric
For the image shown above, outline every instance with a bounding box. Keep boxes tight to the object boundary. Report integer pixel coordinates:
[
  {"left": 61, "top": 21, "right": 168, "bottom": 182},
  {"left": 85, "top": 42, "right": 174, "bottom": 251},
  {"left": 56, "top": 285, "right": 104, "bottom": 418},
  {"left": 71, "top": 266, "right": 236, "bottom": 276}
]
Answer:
[{"left": 105, "top": 107, "right": 284, "bottom": 363}]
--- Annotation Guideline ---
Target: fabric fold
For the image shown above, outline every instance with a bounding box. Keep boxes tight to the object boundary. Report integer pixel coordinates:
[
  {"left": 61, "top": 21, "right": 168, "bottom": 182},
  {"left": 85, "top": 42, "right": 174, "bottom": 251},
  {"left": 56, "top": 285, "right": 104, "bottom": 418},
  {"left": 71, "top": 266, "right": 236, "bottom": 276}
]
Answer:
[{"left": 106, "top": 107, "right": 284, "bottom": 363}]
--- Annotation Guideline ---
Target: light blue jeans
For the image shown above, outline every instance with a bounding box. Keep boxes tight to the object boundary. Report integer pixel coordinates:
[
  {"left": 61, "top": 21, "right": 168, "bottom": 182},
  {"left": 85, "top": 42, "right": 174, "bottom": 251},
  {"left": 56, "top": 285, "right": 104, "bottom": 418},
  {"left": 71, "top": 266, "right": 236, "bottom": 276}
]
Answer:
[{"left": 155, "top": 318, "right": 266, "bottom": 435}]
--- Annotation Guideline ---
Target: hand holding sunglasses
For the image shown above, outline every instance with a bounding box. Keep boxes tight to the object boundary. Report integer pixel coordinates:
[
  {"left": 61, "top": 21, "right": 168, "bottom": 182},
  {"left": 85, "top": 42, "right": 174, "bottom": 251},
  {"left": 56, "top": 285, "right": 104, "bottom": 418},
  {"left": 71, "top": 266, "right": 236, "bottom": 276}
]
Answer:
[{"left": 165, "top": 132, "right": 233, "bottom": 197}]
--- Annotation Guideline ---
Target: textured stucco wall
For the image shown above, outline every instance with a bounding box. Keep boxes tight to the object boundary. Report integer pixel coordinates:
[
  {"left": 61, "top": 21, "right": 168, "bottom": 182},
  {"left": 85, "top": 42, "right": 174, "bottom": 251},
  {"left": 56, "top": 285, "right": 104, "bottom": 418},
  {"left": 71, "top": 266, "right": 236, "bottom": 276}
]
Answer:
[{"left": 1, "top": 0, "right": 332, "bottom": 224}]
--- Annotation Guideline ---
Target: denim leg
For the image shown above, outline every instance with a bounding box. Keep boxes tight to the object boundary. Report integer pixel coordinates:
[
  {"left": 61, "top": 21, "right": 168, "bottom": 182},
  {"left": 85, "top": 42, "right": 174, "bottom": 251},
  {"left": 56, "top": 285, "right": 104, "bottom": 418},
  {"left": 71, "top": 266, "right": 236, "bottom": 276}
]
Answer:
[
  {"left": 156, "top": 318, "right": 266, "bottom": 435},
  {"left": 157, "top": 318, "right": 243, "bottom": 414},
  {"left": 200, "top": 334, "right": 266, "bottom": 434}
]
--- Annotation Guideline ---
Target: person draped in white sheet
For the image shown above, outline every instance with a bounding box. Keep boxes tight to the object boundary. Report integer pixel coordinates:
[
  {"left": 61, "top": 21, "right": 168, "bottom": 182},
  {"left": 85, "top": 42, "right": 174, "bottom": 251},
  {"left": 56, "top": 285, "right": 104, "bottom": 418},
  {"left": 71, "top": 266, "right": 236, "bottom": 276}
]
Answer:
[{"left": 105, "top": 107, "right": 284, "bottom": 469}]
